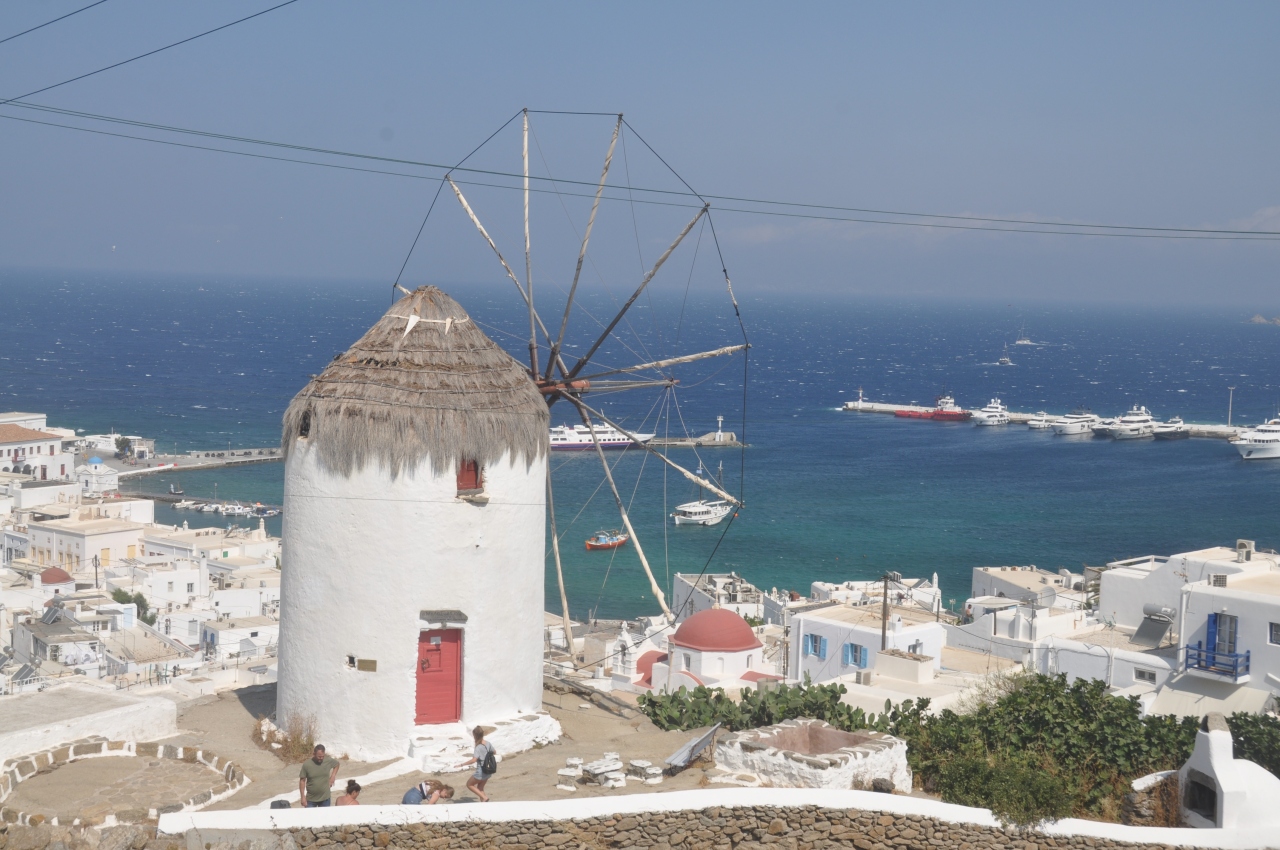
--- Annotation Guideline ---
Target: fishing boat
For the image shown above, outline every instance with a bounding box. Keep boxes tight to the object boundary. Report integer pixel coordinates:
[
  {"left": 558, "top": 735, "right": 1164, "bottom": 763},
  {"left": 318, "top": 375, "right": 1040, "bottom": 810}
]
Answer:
[
  {"left": 971, "top": 398, "right": 1010, "bottom": 426},
  {"left": 1231, "top": 419, "right": 1280, "bottom": 459},
  {"left": 1014, "top": 326, "right": 1034, "bottom": 346},
  {"left": 585, "top": 529, "right": 629, "bottom": 550},
  {"left": 549, "top": 422, "right": 655, "bottom": 451},
  {"left": 671, "top": 462, "right": 733, "bottom": 526},
  {"left": 1027, "top": 412, "right": 1052, "bottom": 429},
  {"left": 997, "top": 344, "right": 1014, "bottom": 366},
  {"left": 169, "top": 482, "right": 185, "bottom": 496},
  {"left": 1051, "top": 408, "right": 1098, "bottom": 435},
  {"left": 1153, "top": 417, "right": 1189, "bottom": 440},
  {"left": 222, "top": 502, "right": 252, "bottom": 517}
]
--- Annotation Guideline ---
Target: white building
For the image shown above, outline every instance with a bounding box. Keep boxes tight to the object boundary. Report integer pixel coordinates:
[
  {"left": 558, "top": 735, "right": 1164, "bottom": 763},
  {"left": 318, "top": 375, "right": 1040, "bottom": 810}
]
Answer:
[
  {"left": 672, "top": 572, "right": 767, "bottom": 622},
  {"left": 76, "top": 456, "right": 119, "bottom": 495},
  {"left": 969, "top": 564, "right": 1087, "bottom": 610},
  {"left": 613, "top": 608, "right": 781, "bottom": 693},
  {"left": 276, "top": 286, "right": 558, "bottom": 762},
  {"left": 789, "top": 602, "right": 947, "bottom": 684},
  {"left": 199, "top": 615, "right": 280, "bottom": 662},
  {"left": 0, "top": 423, "right": 74, "bottom": 481}
]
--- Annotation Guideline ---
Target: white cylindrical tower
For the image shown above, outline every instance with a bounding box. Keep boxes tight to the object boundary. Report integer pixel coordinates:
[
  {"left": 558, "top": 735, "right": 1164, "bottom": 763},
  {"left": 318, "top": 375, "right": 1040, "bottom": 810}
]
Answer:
[{"left": 277, "top": 286, "right": 549, "bottom": 761}]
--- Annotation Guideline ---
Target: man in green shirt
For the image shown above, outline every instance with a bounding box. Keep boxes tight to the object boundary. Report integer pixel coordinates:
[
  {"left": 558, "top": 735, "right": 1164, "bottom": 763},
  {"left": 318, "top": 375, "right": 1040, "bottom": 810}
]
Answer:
[{"left": 298, "top": 745, "right": 340, "bottom": 807}]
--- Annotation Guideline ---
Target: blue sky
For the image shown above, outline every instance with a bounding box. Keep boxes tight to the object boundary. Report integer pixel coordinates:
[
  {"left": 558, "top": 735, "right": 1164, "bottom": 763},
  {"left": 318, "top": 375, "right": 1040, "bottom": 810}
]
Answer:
[{"left": 1, "top": 1, "right": 1277, "bottom": 306}]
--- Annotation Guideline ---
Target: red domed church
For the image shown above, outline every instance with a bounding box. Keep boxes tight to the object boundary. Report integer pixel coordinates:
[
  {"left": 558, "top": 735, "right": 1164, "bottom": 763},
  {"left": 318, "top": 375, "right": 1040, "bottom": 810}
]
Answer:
[{"left": 615, "top": 608, "right": 781, "bottom": 694}]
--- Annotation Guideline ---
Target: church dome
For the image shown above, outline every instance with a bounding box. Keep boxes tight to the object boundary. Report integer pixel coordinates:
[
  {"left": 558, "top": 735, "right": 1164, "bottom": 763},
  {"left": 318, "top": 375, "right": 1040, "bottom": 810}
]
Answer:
[
  {"left": 671, "top": 608, "right": 762, "bottom": 653},
  {"left": 281, "top": 286, "right": 547, "bottom": 478},
  {"left": 40, "top": 567, "right": 73, "bottom": 585}
]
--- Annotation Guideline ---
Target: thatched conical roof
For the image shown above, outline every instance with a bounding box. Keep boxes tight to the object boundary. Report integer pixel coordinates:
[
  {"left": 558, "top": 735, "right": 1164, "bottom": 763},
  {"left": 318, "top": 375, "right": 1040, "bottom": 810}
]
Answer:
[{"left": 282, "top": 286, "right": 548, "bottom": 478}]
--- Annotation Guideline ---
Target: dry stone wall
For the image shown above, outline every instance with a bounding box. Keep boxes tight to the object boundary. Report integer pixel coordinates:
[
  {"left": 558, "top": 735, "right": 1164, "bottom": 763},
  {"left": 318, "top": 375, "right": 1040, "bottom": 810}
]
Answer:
[{"left": 0, "top": 805, "right": 1225, "bottom": 850}]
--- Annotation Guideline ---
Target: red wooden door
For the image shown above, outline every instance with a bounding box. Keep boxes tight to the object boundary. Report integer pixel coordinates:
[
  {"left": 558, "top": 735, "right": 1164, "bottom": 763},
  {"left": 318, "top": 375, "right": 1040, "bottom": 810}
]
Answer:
[{"left": 415, "top": 629, "right": 461, "bottom": 724}]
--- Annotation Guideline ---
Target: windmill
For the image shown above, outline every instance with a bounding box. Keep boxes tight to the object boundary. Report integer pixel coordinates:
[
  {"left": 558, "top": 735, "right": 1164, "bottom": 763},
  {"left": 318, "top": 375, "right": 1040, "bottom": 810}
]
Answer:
[{"left": 397, "top": 109, "right": 749, "bottom": 648}]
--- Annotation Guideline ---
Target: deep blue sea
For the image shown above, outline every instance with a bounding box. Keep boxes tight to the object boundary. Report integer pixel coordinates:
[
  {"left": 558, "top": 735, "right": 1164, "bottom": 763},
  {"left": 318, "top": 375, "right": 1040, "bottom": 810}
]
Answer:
[{"left": 5, "top": 272, "right": 1280, "bottom": 620}]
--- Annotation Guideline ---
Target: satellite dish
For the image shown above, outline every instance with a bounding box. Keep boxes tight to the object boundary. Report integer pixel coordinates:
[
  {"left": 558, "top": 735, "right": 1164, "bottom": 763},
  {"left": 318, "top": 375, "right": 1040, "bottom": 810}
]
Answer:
[{"left": 1033, "top": 587, "right": 1058, "bottom": 609}]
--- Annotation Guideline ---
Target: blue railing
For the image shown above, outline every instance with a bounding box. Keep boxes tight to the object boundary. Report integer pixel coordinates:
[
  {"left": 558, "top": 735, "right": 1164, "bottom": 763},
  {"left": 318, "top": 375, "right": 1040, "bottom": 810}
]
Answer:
[{"left": 1184, "top": 642, "right": 1250, "bottom": 679}]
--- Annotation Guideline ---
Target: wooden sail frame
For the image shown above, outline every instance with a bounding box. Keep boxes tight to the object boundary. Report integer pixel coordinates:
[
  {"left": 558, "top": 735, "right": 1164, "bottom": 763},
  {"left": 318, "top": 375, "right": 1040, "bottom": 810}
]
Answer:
[{"left": 438, "top": 111, "right": 745, "bottom": 632}]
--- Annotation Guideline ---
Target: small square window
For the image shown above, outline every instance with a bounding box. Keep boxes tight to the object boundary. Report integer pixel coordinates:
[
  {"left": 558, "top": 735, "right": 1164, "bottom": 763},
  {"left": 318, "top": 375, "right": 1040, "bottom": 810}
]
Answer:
[
  {"left": 1270, "top": 623, "right": 1280, "bottom": 645},
  {"left": 682, "top": 653, "right": 692, "bottom": 669},
  {"left": 1135, "top": 668, "right": 1156, "bottom": 683},
  {"left": 1211, "top": 574, "right": 1227, "bottom": 588},
  {"left": 250, "top": 631, "right": 259, "bottom": 638}
]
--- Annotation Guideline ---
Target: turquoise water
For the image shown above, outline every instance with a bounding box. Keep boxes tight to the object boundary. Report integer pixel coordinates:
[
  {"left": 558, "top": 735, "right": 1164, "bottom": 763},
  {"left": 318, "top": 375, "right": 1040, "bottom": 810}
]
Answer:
[{"left": 6, "top": 273, "right": 1280, "bottom": 619}]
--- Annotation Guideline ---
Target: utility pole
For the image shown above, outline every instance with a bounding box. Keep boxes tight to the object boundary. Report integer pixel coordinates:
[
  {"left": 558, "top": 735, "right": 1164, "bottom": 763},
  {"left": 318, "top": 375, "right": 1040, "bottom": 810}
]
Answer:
[
  {"left": 880, "top": 572, "right": 890, "bottom": 650},
  {"left": 1227, "top": 387, "right": 1236, "bottom": 427}
]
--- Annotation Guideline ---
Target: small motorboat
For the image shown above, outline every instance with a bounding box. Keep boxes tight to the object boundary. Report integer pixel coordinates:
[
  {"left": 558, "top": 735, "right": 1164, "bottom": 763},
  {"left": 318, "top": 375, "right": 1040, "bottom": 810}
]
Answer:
[
  {"left": 173, "top": 499, "right": 196, "bottom": 509},
  {"left": 1027, "top": 412, "right": 1052, "bottom": 429},
  {"left": 198, "top": 502, "right": 221, "bottom": 513},
  {"left": 585, "top": 530, "right": 629, "bottom": 551},
  {"left": 1153, "top": 417, "right": 1190, "bottom": 440},
  {"left": 1091, "top": 418, "right": 1119, "bottom": 438}
]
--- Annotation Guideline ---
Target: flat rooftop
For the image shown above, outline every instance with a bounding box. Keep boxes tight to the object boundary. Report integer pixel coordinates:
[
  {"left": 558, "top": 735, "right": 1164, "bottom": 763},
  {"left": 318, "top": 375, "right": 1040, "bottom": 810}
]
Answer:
[
  {"left": 0, "top": 685, "right": 138, "bottom": 735},
  {"left": 801, "top": 602, "right": 940, "bottom": 628},
  {"left": 201, "top": 615, "right": 278, "bottom": 631},
  {"left": 32, "top": 516, "right": 143, "bottom": 534},
  {"left": 18, "top": 479, "right": 77, "bottom": 489},
  {"left": 974, "top": 566, "right": 1073, "bottom": 593},
  {"left": 1223, "top": 569, "right": 1280, "bottom": 598},
  {"left": 1064, "top": 624, "right": 1179, "bottom": 656}
]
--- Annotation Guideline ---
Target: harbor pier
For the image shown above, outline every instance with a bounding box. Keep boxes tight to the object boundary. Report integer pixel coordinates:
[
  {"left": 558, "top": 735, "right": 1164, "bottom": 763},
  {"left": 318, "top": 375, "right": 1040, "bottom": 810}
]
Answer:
[{"left": 841, "top": 399, "right": 1243, "bottom": 439}]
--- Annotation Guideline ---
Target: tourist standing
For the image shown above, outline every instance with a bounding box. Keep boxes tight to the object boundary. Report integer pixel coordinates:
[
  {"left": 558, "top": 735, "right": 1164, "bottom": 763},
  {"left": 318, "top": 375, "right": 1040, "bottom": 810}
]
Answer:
[
  {"left": 456, "top": 727, "right": 495, "bottom": 802},
  {"left": 298, "top": 745, "right": 341, "bottom": 808}
]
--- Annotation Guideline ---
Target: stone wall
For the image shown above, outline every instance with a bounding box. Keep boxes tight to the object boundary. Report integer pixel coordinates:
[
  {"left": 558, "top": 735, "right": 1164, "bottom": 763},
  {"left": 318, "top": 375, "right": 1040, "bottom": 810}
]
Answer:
[{"left": 270, "top": 807, "right": 1210, "bottom": 850}]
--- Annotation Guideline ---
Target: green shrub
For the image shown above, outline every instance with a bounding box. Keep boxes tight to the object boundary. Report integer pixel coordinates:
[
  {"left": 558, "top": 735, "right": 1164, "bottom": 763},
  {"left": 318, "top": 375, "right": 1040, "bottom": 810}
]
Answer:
[{"left": 637, "top": 672, "right": 1280, "bottom": 826}]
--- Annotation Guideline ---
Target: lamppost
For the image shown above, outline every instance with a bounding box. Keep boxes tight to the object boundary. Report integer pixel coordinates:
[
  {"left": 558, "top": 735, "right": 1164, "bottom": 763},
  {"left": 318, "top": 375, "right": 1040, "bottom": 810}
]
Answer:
[{"left": 1228, "top": 386, "right": 1236, "bottom": 427}]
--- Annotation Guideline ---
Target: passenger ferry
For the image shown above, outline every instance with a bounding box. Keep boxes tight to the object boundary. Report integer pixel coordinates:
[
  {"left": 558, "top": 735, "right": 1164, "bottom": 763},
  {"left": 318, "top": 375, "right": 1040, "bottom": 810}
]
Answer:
[
  {"left": 1232, "top": 419, "right": 1280, "bottom": 459},
  {"left": 549, "top": 422, "right": 655, "bottom": 451}
]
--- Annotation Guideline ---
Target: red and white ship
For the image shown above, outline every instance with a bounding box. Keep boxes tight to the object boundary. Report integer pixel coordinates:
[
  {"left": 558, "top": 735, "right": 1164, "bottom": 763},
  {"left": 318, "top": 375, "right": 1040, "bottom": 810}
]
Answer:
[{"left": 894, "top": 394, "right": 972, "bottom": 422}]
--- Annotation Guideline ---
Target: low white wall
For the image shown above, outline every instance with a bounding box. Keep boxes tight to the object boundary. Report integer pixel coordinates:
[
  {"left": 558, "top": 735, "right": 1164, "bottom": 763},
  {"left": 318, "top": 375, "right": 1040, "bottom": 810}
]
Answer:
[
  {"left": 159, "top": 787, "right": 1279, "bottom": 848},
  {"left": 0, "top": 695, "right": 177, "bottom": 765}
]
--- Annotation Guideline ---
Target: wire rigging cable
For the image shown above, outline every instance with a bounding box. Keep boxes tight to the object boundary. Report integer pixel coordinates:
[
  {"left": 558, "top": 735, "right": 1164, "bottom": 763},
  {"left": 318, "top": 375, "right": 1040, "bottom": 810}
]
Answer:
[
  {"left": 0, "top": 0, "right": 111, "bottom": 47},
  {"left": 0, "top": 0, "right": 301, "bottom": 108},
  {"left": 3, "top": 100, "right": 1279, "bottom": 240}
]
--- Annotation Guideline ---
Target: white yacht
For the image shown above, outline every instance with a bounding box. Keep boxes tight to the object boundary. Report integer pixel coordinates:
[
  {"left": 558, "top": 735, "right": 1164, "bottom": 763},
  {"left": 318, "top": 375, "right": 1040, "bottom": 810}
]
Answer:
[
  {"left": 1153, "top": 417, "right": 1189, "bottom": 440},
  {"left": 1051, "top": 409, "right": 1099, "bottom": 435},
  {"left": 549, "top": 422, "right": 655, "bottom": 451},
  {"left": 1112, "top": 406, "right": 1156, "bottom": 440},
  {"left": 1026, "top": 412, "right": 1052, "bottom": 429},
  {"left": 1232, "top": 419, "right": 1280, "bottom": 460},
  {"left": 971, "top": 398, "right": 1010, "bottom": 426},
  {"left": 1091, "top": 418, "right": 1119, "bottom": 438}
]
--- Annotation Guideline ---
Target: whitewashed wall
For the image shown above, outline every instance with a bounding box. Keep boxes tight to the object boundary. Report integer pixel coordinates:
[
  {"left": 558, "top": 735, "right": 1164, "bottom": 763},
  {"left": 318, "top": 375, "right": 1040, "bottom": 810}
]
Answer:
[{"left": 277, "top": 441, "right": 546, "bottom": 761}]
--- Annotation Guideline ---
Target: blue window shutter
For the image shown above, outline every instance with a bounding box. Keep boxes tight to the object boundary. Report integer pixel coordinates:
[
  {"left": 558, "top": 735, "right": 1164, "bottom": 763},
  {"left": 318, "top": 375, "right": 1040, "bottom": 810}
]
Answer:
[
  {"left": 802, "top": 634, "right": 810, "bottom": 657},
  {"left": 1207, "top": 613, "right": 1218, "bottom": 653},
  {"left": 859, "top": 645, "right": 869, "bottom": 668},
  {"left": 842, "top": 643, "right": 851, "bottom": 666},
  {"left": 818, "top": 636, "right": 828, "bottom": 660}
]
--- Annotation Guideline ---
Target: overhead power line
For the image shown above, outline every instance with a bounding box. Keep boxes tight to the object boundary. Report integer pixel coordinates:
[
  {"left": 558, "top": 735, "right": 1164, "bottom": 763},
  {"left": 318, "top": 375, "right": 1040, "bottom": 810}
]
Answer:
[
  {"left": 0, "top": 0, "right": 300, "bottom": 108},
  {"left": 0, "top": 0, "right": 112, "bottom": 47},
  {"left": 3, "top": 99, "right": 1279, "bottom": 241}
]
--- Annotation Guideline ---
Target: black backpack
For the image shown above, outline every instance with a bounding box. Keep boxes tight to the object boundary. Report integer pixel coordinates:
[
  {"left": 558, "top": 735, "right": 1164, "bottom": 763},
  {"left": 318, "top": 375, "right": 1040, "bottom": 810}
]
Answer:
[{"left": 481, "top": 743, "right": 498, "bottom": 775}]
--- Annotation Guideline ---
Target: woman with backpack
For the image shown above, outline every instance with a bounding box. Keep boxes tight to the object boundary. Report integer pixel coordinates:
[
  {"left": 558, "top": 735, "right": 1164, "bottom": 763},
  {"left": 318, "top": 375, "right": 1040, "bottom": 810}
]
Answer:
[{"left": 456, "top": 726, "right": 496, "bottom": 802}]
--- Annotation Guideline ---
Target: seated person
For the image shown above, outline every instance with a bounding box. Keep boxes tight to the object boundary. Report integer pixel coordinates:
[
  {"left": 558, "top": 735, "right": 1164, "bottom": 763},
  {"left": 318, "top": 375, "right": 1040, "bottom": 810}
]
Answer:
[{"left": 335, "top": 780, "right": 361, "bottom": 806}]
